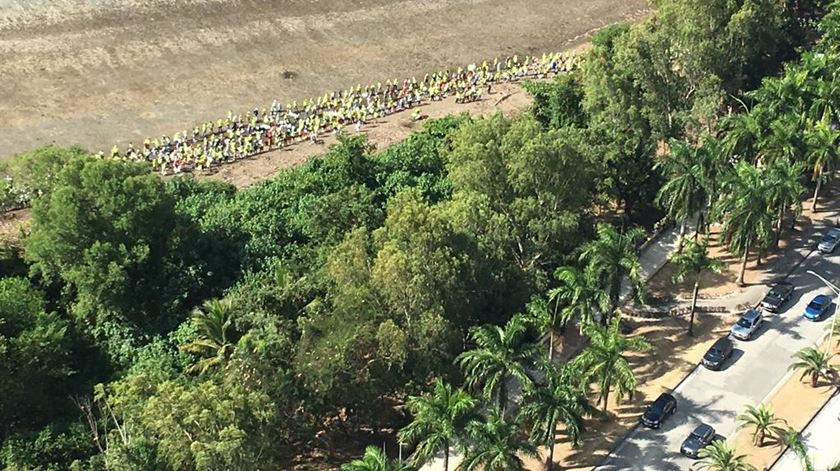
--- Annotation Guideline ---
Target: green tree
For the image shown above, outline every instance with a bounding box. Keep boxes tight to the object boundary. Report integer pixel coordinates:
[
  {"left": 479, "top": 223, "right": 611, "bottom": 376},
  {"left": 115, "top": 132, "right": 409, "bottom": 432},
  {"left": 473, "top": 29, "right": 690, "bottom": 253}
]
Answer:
[
  {"left": 578, "top": 224, "right": 646, "bottom": 318},
  {"left": 765, "top": 158, "right": 806, "bottom": 248},
  {"left": 804, "top": 115, "right": 840, "bottom": 211},
  {"left": 341, "top": 446, "right": 415, "bottom": 471},
  {"left": 548, "top": 265, "right": 610, "bottom": 330},
  {"left": 692, "top": 440, "right": 757, "bottom": 471},
  {"left": 518, "top": 364, "right": 594, "bottom": 471},
  {"left": 456, "top": 315, "right": 543, "bottom": 414},
  {"left": 398, "top": 380, "right": 476, "bottom": 471},
  {"left": 789, "top": 346, "right": 837, "bottom": 387},
  {"left": 655, "top": 139, "right": 708, "bottom": 251},
  {"left": 780, "top": 427, "right": 815, "bottom": 471},
  {"left": 717, "top": 161, "right": 774, "bottom": 286},
  {"left": 180, "top": 298, "right": 239, "bottom": 374},
  {"left": 736, "top": 404, "right": 785, "bottom": 447},
  {"left": 459, "top": 412, "right": 538, "bottom": 471},
  {"left": 571, "top": 316, "right": 652, "bottom": 411},
  {"left": 671, "top": 239, "right": 724, "bottom": 336}
]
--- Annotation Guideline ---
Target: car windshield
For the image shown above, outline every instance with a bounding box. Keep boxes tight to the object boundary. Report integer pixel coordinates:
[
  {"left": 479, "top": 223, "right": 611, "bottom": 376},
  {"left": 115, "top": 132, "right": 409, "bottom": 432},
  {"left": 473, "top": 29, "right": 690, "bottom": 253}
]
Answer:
[
  {"left": 807, "top": 301, "right": 822, "bottom": 311},
  {"left": 737, "top": 318, "right": 752, "bottom": 328},
  {"left": 707, "top": 347, "right": 722, "bottom": 356},
  {"left": 823, "top": 234, "right": 837, "bottom": 243},
  {"left": 768, "top": 288, "right": 783, "bottom": 298}
]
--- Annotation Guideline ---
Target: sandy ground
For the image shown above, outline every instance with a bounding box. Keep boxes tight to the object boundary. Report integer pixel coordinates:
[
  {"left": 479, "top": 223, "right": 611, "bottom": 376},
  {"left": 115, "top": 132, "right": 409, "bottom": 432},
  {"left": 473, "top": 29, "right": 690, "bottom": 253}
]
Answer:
[{"left": 0, "top": 0, "right": 651, "bottom": 161}]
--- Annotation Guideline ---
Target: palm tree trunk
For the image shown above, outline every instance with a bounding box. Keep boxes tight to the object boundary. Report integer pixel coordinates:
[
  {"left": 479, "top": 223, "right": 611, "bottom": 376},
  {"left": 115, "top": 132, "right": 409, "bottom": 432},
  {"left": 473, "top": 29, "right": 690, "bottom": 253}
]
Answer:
[
  {"left": 603, "top": 387, "right": 610, "bottom": 413},
  {"left": 737, "top": 244, "right": 750, "bottom": 286},
  {"left": 775, "top": 206, "right": 785, "bottom": 250},
  {"left": 500, "top": 381, "right": 508, "bottom": 416},
  {"left": 546, "top": 428, "right": 556, "bottom": 471},
  {"left": 812, "top": 167, "right": 823, "bottom": 212},
  {"left": 812, "top": 372, "right": 818, "bottom": 388},
  {"left": 759, "top": 429, "right": 765, "bottom": 447},
  {"left": 688, "top": 278, "right": 699, "bottom": 336},
  {"left": 443, "top": 439, "right": 449, "bottom": 471},
  {"left": 695, "top": 211, "right": 704, "bottom": 242},
  {"left": 548, "top": 329, "right": 555, "bottom": 363},
  {"left": 678, "top": 217, "right": 687, "bottom": 252}
]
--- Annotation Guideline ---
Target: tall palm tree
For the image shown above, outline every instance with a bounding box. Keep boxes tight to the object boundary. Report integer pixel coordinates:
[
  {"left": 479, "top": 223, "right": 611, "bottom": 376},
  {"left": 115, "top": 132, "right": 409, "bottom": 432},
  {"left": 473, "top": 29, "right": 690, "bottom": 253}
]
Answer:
[
  {"left": 736, "top": 404, "right": 785, "bottom": 447},
  {"left": 570, "top": 316, "right": 652, "bottom": 411},
  {"left": 765, "top": 158, "right": 806, "bottom": 248},
  {"left": 692, "top": 440, "right": 757, "bottom": 471},
  {"left": 548, "top": 265, "right": 610, "bottom": 331},
  {"left": 761, "top": 113, "right": 804, "bottom": 166},
  {"left": 780, "top": 427, "right": 815, "bottom": 471},
  {"left": 671, "top": 239, "right": 723, "bottom": 336},
  {"left": 805, "top": 115, "right": 840, "bottom": 211},
  {"left": 456, "top": 315, "right": 543, "bottom": 414},
  {"left": 180, "top": 298, "right": 238, "bottom": 374},
  {"left": 721, "top": 104, "right": 765, "bottom": 163},
  {"left": 655, "top": 139, "right": 707, "bottom": 251},
  {"left": 717, "top": 161, "right": 774, "bottom": 286},
  {"left": 399, "top": 380, "right": 476, "bottom": 471},
  {"left": 578, "top": 224, "right": 646, "bottom": 320},
  {"left": 459, "top": 411, "right": 539, "bottom": 471},
  {"left": 789, "top": 347, "right": 837, "bottom": 387},
  {"left": 697, "top": 134, "right": 730, "bottom": 235},
  {"left": 518, "top": 364, "right": 595, "bottom": 471},
  {"left": 341, "top": 446, "right": 415, "bottom": 471},
  {"left": 522, "top": 297, "right": 561, "bottom": 362}
]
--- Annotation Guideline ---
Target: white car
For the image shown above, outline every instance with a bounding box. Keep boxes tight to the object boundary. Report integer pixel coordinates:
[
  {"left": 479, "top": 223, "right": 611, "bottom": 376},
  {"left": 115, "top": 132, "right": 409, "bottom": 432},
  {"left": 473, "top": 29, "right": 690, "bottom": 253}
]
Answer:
[{"left": 818, "top": 228, "right": 840, "bottom": 254}]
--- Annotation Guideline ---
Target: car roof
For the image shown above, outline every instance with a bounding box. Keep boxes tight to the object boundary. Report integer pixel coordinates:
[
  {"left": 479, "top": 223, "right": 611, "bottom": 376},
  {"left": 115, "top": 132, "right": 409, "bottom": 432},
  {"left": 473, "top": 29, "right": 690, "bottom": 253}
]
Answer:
[
  {"left": 829, "top": 228, "right": 840, "bottom": 236},
  {"left": 741, "top": 309, "right": 761, "bottom": 320},
  {"left": 655, "top": 392, "right": 675, "bottom": 403},
  {"left": 711, "top": 336, "right": 732, "bottom": 349},
  {"left": 812, "top": 294, "right": 830, "bottom": 304},
  {"left": 693, "top": 424, "right": 713, "bottom": 435}
]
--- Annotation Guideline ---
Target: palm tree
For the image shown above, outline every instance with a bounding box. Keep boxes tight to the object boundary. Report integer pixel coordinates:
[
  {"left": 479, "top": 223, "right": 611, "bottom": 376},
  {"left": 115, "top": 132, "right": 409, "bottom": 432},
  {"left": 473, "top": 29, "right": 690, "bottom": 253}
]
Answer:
[
  {"left": 518, "top": 364, "right": 595, "bottom": 471},
  {"left": 180, "top": 298, "right": 238, "bottom": 374},
  {"left": 399, "top": 380, "right": 476, "bottom": 471},
  {"left": 761, "top": 113, "right": 804, "bottom": 166},
  {"left": 548, "top": 265, "right": 610, "bottom": 331},
  {"left": 692, "top": 440, "right": 757, "bottom": 471},
  {"left": 671, "top": 239, "right": 724, "bottom": 336},
  {"left": 697, "top": 134, "right": 730, "bottom": 235},
  {"left": 780, "top": 427, "right": 815, "bottom": 471},
  {"left": 721, "top": 104, "right": 765, "bottom": 163},
  {"left": 570, "top": 316, "right": 652, "bottom": 411},
  {"left": 341, "top": 446, "right": 415, "bottom": 471},
  {"left": 736, "top": 404, "right": 785, "bottom": 447},
  {"left": 578, "top": 224, "right": 646, "bottom": 320},
  {"left": 459, "top": 411, "right": 539, "bottom": 471},
  {"left": 717, "top": 161, "right": 774, "bottom": 286},
  {"left": 655, "top": 139, "right": 707, "bottom": 251},
  {"left": 789, "top": 347, "right": 837, "bottom": 387},
  {"left": 456, "top": 315, "right": 543, "bottom": 414},
  {"left": 765, "top": 158, "right": 806, "bottom": 249},
  {"left": 522, "top": 297, "right": 561, "bottom": 362},
  {"left": 804, "top": 115, "right": 840, "bottom": 211}
]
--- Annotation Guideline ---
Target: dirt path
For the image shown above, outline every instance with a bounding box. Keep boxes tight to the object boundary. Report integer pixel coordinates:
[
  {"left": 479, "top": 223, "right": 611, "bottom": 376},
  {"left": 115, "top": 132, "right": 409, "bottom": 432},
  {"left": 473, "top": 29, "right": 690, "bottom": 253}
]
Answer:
[{"left": 0, "top": 0, "right": 651, "bottom": 161}]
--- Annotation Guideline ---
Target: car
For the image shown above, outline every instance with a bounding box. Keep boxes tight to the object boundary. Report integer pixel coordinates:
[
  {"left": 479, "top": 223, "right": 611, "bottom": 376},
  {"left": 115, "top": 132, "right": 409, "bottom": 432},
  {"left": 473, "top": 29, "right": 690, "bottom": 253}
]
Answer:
[
  {"left": 640, "top": 393, "right": 677, "bottom": 429},
  {"left": 818, "top": 228, "right": 840, "bottom": 253},
  {"left": 680, "top": 423, "right": 717, "bottom": 458},
  {"left": 702, "top": 336, "right": 734, "bottom": 370},
  {"left": 804, "top": 294, "right": 832, "bottom": 321},
  {"left": 731, "top": 309, "right": 763, "bottom": 340},
  {"left": 760, "top": 282, "right": 794, "bottom": 312}
]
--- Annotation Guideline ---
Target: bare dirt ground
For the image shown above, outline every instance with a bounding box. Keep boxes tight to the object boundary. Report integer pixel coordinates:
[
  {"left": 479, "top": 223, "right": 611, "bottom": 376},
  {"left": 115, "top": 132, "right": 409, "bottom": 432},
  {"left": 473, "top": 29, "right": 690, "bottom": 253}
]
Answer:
[{"left": 0, "top": 0, "right": 651, "bottom": 162}]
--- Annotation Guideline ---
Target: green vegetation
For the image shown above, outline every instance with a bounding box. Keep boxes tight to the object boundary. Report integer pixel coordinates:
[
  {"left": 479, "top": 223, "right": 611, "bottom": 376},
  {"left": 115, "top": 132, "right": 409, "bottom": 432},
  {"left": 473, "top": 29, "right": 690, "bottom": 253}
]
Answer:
[{"left": 2, "top": 0, "right": 839, "bottom": 469}]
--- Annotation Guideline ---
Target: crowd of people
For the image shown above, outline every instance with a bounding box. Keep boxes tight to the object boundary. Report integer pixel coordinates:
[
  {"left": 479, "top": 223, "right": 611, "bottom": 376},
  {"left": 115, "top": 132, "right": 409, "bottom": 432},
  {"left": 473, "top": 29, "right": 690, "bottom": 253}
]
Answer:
[{"left": 102, "top": 52, "right": 579, "bottom": 175}]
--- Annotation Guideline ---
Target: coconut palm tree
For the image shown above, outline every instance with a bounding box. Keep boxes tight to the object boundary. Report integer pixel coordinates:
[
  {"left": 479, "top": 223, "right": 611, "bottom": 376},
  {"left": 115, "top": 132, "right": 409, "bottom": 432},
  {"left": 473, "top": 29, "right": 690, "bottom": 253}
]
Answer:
[
  {"left": 518, "top": 364, "right": 595, "bottom": 471},
  {"left": 459, "top": 411, "right": 539, "bottom": 471},
  {"left": 456, "top": 315, "right": 543, "bottom": 414},
  {"left": 721, "top": 104, "right": 766, "bottom": 163},
  {"left": 780, "top": 427, "right": 815, "bottom": 471},
  {"left": 692, "top": 440, "right": 757, "bottom": 471},
  {"left": 548, "top": 264, "right": 610, "bottom": 331},
  {"left": 789, "top": 347, "right": 837, "bottom": 387},
  {"left": 180, "top": 298, "right": 238, "bottom": 374},
  {"left": 717, "top": 161, "right": 774, "bottom": 286},
  {"left": 341, "top": 446, "right": 416, "bottom": 471},
  {"left": 671, "top": 239, "right": 724, "bottom": 336},
  {"left": 765, "top": 158, "right": 806, "bottom": 249},
  {"left": 655, "top": 138, "right": 707, "bottom": 251},
  {"left": 736, "top": 404, "right": 785, "bottom": 447},
  {"left": 399, "top": 380, "right": 476, "bottom": 471},
  {"left": 570, "top": 316, "right": 652, "bottom": 412},
  {"left": 578, "top": 224, "right": 646, "bottom": 320},
  {"left": 697, "top": 134, "right": 730, "bottom": 235},
  {"left": 804, "top": 115, "right": 840, "bottom": 211}
]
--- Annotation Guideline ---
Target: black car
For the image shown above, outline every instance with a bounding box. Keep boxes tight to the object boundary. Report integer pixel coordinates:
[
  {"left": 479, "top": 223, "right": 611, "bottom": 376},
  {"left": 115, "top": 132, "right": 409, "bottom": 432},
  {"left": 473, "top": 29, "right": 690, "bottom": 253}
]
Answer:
[
  {"left": 680, "top": 423, "right": 716, "bottom": 458},
  {"left": 760, "top": 282, "right": 794, "bottom": 312},
  {"left": 702, "top": 336, "right": 734, "bottom": 370},
  {"left": 640, "top": 393, "right": 677, "bottom": 429}
]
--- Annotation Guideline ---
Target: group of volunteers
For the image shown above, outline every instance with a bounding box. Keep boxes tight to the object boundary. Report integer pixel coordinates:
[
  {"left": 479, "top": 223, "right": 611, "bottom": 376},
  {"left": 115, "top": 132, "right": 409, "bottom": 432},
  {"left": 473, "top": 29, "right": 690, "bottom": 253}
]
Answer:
[{"left": 102, "top": 52, "right": 578, "bottom": 175}]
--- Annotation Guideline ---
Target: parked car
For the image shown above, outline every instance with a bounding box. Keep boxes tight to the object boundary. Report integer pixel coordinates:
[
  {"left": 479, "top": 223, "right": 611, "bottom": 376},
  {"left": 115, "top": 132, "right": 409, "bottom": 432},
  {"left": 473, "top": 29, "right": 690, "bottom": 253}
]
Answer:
[
  {"left": 818, "top": 228, "right": 840, "bottom": 253},
  {"left": 804, "top": 294, "right": 832, "bottom": 321},
  {"left": 702, "top": 336, "right": 733, "bottom": 370},
  {"left": 731, "top": 309, "right": 763, "bottom": 340},
  {"left": 760, "top": 282, "right": 794, "bottom": 312},
  {"left": 680, "top": 423, "right": 716, "bottom": 458},
  {"left": 641, "top": 393, "right": 677, "bottom": 429}
]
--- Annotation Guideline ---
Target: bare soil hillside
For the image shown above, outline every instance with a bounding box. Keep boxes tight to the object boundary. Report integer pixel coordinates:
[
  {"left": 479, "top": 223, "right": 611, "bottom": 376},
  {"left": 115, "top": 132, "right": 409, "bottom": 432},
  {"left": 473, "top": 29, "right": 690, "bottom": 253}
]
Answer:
[{"left": 0, "top": 0, "right": 650, "bottom": 160}]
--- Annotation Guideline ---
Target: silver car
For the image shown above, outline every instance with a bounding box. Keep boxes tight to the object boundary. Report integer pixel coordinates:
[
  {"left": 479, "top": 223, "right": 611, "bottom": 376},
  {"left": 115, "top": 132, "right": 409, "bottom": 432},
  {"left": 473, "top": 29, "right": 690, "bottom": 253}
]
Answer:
[
  {"left": 818, "top": 228, "right": 840, "bottom": 253},
  {"left": 731, "top": 309, "right": 763, "bottom": 340}
]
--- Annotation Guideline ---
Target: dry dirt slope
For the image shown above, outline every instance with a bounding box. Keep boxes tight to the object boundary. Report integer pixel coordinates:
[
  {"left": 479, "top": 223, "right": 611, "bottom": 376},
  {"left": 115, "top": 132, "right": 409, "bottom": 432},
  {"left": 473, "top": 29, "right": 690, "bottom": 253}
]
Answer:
[{"left": 0, "top": 0, "right": 650, "bottom": 160}]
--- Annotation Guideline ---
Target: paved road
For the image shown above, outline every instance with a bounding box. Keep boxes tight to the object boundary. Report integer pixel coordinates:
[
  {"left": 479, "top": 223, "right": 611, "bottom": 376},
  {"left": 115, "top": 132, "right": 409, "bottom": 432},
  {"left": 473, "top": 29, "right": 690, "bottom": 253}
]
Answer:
[
  {"left": 597, "top": 233, "right": 840, "bottom": 470},
  {"left": 772, "top": 392, "right": 840, "bottom": 471}
]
